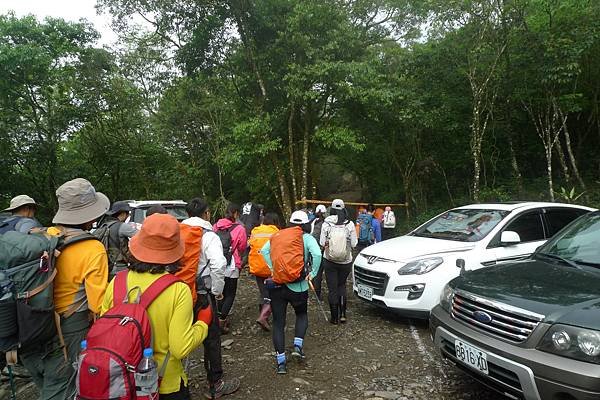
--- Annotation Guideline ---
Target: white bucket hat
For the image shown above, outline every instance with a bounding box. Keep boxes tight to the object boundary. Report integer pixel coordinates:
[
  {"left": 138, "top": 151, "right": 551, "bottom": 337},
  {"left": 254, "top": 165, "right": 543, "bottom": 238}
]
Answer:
[
  {"left": 52, "top": 178, "right": 110, "bottom": 225},
  {"left": 4, "top": 195, "right": 36, "bottom": 211}
]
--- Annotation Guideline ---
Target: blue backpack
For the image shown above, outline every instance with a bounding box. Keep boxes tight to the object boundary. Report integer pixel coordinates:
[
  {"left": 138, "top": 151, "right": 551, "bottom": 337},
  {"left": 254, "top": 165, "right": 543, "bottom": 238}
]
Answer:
[
  {"left": 357, "top": 214, "right": 374, "bottom": 245},
  {"left": 0, "top": 217, "right": 22, "bottom": 234}
]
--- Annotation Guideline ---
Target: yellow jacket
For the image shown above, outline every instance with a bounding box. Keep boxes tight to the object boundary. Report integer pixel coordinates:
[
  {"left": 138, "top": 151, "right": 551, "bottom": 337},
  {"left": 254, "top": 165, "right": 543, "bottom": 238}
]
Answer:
[
  {"left": 101, "top": 271, "right": 208, "bottom": 395},
  {"left": 48, "top": 226, "right": 108, "bottom": 314}
]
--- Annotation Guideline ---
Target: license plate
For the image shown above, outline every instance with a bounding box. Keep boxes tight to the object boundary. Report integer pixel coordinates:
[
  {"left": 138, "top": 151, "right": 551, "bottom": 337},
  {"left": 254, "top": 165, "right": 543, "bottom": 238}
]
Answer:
[
  {"left": 454, "top": 339, "right": 489, "bottom": 375},
  {"left": 357, "top": 284, "right": 373, "bottom": 301}
]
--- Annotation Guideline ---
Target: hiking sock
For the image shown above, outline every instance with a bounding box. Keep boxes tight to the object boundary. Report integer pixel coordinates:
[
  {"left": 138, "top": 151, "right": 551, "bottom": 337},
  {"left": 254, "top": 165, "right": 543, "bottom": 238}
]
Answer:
[
  {"left": 293, "top": 337, "right": 303, "bottom": 349},
  {"left": 276, "top": 352, "right": 286, "bottom": 365}
]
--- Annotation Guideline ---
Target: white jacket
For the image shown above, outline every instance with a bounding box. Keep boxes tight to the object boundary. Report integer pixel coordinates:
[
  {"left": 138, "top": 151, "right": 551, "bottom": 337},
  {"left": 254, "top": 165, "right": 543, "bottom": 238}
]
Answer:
[
  {"left": 320, "top": 216, "right": 358, "bottom": 264},
  {"left": 181, "top": 217, "right": 226, "bottom": 296}
]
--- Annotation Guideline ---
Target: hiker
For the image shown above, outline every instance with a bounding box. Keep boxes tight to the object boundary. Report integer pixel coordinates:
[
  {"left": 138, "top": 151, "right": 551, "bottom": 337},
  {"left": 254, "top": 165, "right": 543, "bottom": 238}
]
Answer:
[
  {"left": 0, "top": 195, "right": 42, "bottom": 233},
  {"left": 320, "top": 199, "right": 358, "bottom": 324},
  {"left": 99, "top": 200, "right": 138, "bottom": 280},
  {"left": 260, "top": 210, "right": 322, "bottom": 374},
  {"left": 18, "top": 178, "right": 110, "bottom": 399},
  {"left": 248, "top": 212, "right": 280, "bottom": 331},
  {"left": 367, "top": 203, "right": 382, "bottom": 243},
  {"left": 309, "top": 204, "right": 327, "bottom": 299},
  {"left": 176, "top": 198, "right": 240, "bottom": 398},
  {"left": 99, "top": 213, "right": 211, "bottom": 399},
  {"left": 146, "top": 204, "right": 168, "bottom": 217},
  {"left": 382, "top": 206, "right": 396, "bottom": 240},
  {"left": 240, "top": 202, "right": 262, "bottom": 237},
  {"left": 213, "top": 203, "right": 247, "bottom": 334}
]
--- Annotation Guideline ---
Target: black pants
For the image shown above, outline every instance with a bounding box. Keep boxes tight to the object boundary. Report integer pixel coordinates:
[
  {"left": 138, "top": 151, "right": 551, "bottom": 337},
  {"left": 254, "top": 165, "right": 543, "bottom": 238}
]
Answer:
[
  {"left": 203, "top": 294, "right": 223, "bottom": 384},
  {"left": 382, "top": 228, "right": 395, "bottom": 241},
  {"left": 323, "top": 259, "right": 352, "bottom": 305},
  {"left": 218, "top": 277, "right": 238, "bottom": 318},
  {"left": 311, "top": 250, "right": 325, "bottom": 300},
  {"left": 269, "top": 286, "right": 308, "bottom": 354},
  {"left": 160, "top": 380, "right": 190, "bottom": 400},
  {"left": 255, "top": 276, "right": 270, "bottom": 305}
]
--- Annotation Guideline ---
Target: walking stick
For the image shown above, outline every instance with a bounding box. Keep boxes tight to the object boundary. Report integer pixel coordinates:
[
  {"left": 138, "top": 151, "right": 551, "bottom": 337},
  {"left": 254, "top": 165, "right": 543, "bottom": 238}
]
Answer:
[
  {"left": 308, "top": 279, "right": 329, "bottom": 322},
  {"left": 7, "top": 365, "right": 16, "bottom": 400}
]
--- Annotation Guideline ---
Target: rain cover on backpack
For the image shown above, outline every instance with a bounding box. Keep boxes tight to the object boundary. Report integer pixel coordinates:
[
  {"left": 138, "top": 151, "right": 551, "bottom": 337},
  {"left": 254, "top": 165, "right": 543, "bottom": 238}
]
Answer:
[{"left": 269, "top": 226, "right": 305, "bottom": 284}]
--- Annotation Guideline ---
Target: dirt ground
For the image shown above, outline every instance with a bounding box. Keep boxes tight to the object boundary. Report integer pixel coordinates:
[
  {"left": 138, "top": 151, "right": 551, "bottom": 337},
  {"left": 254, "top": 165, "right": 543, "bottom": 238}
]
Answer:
[{"left": 2, "top": 269, "right": 501, "bottom": 400}]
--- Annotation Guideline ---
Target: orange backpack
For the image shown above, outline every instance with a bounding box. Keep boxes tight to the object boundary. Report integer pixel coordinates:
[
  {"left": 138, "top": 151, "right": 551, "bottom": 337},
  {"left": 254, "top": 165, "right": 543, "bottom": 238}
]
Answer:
[
  {"left": 176, "top": 224, "right": 204, "bottom": 302},
  {"left": 270, "top": 226, "right": 305, "bottom": 284},
  {"left": 248, "top": 224, "right": 279, "bottom": 278}
]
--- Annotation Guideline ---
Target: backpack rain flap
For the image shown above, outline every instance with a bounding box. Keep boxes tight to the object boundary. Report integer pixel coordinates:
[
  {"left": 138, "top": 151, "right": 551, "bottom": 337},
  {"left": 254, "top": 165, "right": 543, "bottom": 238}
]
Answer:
[{"left": 269, "top": 226, "right": 305, "bottom": 284}]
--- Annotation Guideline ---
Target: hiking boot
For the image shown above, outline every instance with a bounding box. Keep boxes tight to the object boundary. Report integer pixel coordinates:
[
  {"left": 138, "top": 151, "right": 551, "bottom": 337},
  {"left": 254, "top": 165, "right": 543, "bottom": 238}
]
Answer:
[
  {"left": 276, "top": 362, "right": 287, "bottom": 375},
  {"left": 291, "top": 346, "right": 306, "bottom": 360},
  {"left": 204, "top": 378, "right": 240, "bottom": 399},
  {"left": 218, "top": 318, "right": 230, "bottom": 335},
  {"left": 256, "top": 304, "right": 272, "bottom": 331},
  {"left": 329, "top": 303, "right": 339, "bottom": 325},
  {"left": 339, "top": 296, "right": 347, "bottom": 324}
]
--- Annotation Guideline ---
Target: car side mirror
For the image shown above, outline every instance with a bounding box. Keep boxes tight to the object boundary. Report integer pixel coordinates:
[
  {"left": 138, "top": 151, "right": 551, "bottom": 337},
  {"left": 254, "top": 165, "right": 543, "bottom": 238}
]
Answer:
[
  {"left": 500, "top": 231, "right": 521, "bottom": 246},
  {"left": 456, "top": 258, "right": 466, "bottom": 276}
]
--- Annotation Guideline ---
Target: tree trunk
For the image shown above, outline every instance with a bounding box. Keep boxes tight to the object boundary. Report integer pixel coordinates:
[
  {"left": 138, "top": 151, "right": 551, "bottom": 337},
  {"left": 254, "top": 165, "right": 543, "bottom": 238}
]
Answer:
[
  {"left": 545, "top": 146, "right": 555, "bottom": 202},
  {"left": 271, "top": 156, "right": 292, "bottom": 219},
  {"left": 300, "top": 104, "right": 311, "bottom": 202},
  {"left": 287, "top": 103, "right": 298, "bottom": 201},
  {"left": 554, "top": 140, "right": 571, "bottom": 184},
  {"left": 507, "top": 134, "right": 523, "bottom": 194},
  {"left": 560, "top": 115, "right": 586, "bottom": 190}
]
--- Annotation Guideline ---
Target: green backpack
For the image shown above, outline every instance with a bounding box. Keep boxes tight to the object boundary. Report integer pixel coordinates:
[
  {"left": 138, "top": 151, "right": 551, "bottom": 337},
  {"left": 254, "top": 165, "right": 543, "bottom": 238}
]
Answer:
[{"left": 0, "top": 230, "right": 95, "bottom": 352}]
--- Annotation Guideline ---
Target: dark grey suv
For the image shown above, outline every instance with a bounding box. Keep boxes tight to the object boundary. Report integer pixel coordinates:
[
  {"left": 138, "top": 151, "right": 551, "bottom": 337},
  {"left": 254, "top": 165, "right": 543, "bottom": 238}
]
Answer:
[{"left": 431, "top": 211, "right": 600, "bottom": 400}]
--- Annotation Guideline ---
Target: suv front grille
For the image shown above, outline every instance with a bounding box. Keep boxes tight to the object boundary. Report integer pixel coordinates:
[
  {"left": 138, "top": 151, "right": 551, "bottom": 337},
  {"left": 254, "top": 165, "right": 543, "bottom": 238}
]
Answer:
[
  {"left": 451, "top": 290, "right": 544, "bottom": 342},
  {"left": 353, "top": 266, "right": 388, "bottom": 296}
]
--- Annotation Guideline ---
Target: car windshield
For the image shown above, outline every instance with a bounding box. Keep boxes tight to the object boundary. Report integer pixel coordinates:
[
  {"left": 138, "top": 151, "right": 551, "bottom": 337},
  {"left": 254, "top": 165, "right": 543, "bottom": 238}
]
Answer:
[
  {"left": 538, "top": 212, "right": 600, "bottom": 268},
  {"left": 134, "top": 205, "right": 188, "bottom": 222},
  {"left": 412, "top": 209, "right": 508, "bottom": 242}
]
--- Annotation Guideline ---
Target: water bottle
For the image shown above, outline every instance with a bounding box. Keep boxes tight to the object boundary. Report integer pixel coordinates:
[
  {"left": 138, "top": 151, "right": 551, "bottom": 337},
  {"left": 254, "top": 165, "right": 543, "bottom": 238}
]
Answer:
[
  {"left": 74, "top": 340, "right": 87, "bottom": 370},
  {"left": 136, "top": 348, "right": 159, "bottom": 397}
]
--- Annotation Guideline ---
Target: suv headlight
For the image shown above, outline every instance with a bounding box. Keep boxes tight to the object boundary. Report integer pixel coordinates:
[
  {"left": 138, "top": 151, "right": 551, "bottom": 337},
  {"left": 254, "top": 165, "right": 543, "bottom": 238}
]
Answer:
[
  {"left": 398, "top": 257, "right": 443, "bottom": 275},
  {"left": 439, "top": 283, "right": 454, "bottom": 311},
  {"left": 538, "top": 324, "right": 600, "bottom": 364}
]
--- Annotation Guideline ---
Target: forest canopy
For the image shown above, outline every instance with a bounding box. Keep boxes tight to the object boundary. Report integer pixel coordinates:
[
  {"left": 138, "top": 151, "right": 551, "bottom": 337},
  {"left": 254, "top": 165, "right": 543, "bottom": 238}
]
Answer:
[{"left": 2, "top": 0, "right": 599, "bottom": 223}]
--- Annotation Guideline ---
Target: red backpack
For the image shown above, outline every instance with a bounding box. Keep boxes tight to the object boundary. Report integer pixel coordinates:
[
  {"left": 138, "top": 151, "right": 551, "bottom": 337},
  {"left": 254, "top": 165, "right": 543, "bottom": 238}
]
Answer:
[{"left": 76, "top": 271, "right": 180, "bottom": 400}]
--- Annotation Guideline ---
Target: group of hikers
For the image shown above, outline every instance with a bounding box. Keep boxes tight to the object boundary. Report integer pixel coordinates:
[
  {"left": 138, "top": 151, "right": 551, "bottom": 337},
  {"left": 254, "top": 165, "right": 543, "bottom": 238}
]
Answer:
[{"left": 0, "top": 177, "right": 397, "bottom": 400}]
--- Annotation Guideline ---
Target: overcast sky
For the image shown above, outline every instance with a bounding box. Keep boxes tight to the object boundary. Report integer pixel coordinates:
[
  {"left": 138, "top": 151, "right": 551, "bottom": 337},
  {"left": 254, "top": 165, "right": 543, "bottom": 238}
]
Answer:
[{"left": 0, "top": 0, "right": 118, "bottom": 45}]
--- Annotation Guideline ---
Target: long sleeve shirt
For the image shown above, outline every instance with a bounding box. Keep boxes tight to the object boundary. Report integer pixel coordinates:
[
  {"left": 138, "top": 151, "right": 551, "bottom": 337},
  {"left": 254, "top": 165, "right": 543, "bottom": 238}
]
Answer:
[
  {"left": 181, "top": 217, "right": 226, "bottom": 296},
  {"left": 261, "top": 233, "right": 322, "bottom": 293},
  {"left": 101, "top": 271, "right": 208, "bottom": 395},
  {"left": 48, "top": 226, "right": 108, "bottom": 314}
]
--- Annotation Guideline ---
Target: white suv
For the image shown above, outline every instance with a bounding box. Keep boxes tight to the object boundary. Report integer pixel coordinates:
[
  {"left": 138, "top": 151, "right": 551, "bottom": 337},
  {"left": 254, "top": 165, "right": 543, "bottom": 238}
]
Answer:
[{"left": 352, "top": 202, "right": 595, "bottom": 319}]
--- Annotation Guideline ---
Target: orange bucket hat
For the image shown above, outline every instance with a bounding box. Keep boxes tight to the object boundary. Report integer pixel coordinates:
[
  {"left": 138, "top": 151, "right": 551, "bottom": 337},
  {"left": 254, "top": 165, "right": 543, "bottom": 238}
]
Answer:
[{"left": 129, "top": 213, "right": 184, "bottom": 265}]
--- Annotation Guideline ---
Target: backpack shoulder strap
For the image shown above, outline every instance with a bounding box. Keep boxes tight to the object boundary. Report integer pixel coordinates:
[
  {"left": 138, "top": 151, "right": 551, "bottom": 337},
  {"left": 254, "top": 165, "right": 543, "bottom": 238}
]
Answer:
[
  {"left": 139, "top": 274, "right": 181, "bottom": 309},
  {"left": 57, "top": 230, "right": 98, "bottom": 251},
  {"left": 113, "top": 270, "right": 129, "bottom": 304}
]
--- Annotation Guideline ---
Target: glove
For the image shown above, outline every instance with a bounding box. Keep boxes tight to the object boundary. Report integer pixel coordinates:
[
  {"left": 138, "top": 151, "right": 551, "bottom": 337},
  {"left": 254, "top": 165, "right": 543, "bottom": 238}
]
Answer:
[{"left": 196, "top": 303, "right": 213, "bottom": 326}]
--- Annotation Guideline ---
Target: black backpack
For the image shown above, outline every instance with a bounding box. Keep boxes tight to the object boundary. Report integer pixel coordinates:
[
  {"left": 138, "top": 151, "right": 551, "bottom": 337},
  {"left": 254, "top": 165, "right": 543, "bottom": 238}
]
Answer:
[
  {"left": 93, "top": 220, "right": 129, "bottom": 272},
  {"left": 215, "top": 224, "right": 239, "bottom": 266},
  {"left": 0, "top": 229, "right": 97, "bottom": 353}
]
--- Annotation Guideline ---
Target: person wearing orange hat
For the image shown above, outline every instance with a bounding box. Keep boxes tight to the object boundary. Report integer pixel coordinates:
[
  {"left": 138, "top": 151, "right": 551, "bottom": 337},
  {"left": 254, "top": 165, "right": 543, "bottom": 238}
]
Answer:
[{"left": 101, "top": 213, "right": 211, "bottom": 399}]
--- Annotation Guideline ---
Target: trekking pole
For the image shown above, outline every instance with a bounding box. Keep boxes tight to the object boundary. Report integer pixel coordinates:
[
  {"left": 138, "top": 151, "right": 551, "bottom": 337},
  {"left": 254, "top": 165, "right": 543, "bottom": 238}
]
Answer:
[
  {"left": 7, "top": 365, "right": 16, "bottom": 400},
  {"left": 308, "top": 279, "right": 329, "bottom": 322}
]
